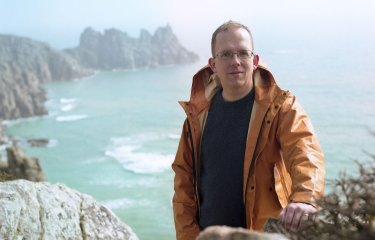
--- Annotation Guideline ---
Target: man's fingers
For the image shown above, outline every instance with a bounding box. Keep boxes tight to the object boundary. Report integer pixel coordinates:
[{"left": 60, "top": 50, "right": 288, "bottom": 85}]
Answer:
[
  {"left": 280, "top": 203, "right": 317, "bottom": 232},
  {"left": 279, "top": 208, "right": 286, "bottom": 222},
  {"left": 283, "top": 208, "right": 295, "bottom": 231},
  {"left": 290, "top": 211, "right": 303, "bottom": 232}
]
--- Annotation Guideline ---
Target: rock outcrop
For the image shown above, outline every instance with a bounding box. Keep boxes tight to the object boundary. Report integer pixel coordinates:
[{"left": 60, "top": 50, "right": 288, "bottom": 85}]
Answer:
[
  {"left": 0, "top": 25, "right": 198, "bottom": 121},
  {"left": 64, "top": 25, "right": 199, "bottom": 70},
  {"left": 0, "top": 180, "right": 138, "bottom": 240},
  {"left": 0, "top": 35, "right": 91, "bottom": 120},
  {"left": 197, "top": 226, "right": 288, "bottom": 240},
  {"left": 0, "top": 145, "right": 46, "bottom": 181}
]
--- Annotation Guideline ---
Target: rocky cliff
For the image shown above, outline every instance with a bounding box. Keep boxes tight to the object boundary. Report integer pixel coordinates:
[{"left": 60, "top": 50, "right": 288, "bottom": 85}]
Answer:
[
  {"left": 64, "top": 25, "right": 199, "bottom": 70},
  {"left": 0, "top": 180, "right": 138, "bottom": 239},
  {"left": 0, "top": 35, "right": 91, "bottom": 120},
  {"left": 0, "top": 25, "right": 198, "bottom": 121}
]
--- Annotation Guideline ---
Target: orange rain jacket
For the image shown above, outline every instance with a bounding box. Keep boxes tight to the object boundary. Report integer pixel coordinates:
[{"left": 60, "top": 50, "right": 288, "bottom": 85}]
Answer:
[{"left": 172, "top": 63, "right": 325, "bottom": 240}]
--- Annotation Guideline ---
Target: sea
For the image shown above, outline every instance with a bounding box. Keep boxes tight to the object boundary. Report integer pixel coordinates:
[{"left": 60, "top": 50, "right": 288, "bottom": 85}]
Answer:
[{"left": 3, "top": 30, "right": 375, "bottom": 239}]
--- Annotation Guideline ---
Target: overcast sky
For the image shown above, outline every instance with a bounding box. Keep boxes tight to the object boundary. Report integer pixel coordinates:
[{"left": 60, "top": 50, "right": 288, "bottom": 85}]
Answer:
[{"left": 1, "top": 0, "right": 374, "bottom": 59}]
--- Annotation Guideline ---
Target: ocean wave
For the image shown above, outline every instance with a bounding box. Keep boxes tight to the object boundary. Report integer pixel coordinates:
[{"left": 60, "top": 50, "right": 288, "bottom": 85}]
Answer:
[
  {"left": 47, "top": 139, "right": 58, "bottom": 147},
  {"left": 101, "top": 197, "right": 150, "bottom": 210},
  {"left": 60, "top": 103, "right": 75, "bottom": 112},
  {"left": 56, "top": 115, "right": 88, "bottom": 122},
  {"left": 101, "top": 197, "right": 134, "bottom": 210},
  {"left": 60, "top": 98, "right": 76, "bottom": 104},
  {"left": 105, "top": 135, "right": 174, "bottom": 174},
  {"left": 2, "top": 116, "right": 40, "bottom": 127},
  {"left": 167, "top": 134, "right": 180, "bottom": 140},
  {"left": 88, "top": 177, "right": 156, "bottom": 188},
  {"left": 59, "top": 98, "right": 77, "bottom": 112}
]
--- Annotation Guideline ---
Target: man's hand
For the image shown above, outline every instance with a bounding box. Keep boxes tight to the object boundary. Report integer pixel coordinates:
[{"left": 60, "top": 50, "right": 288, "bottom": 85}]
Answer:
[{"left": 279, "top": 202, "right": 316, "bottom": 232}]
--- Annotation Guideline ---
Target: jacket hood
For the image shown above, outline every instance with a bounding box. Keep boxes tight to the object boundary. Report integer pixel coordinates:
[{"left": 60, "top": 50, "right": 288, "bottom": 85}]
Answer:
[{"left": 181, "top": 59, "right": 283, "bottom": 116}]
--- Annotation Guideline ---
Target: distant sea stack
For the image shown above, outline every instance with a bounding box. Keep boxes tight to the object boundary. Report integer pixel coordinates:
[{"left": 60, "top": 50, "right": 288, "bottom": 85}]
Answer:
[
  {"left": 0, "top": 25, "right": 199, "bottom": 121},
  {"left": 0, "top": 35, "right": 91, "bottom": 120},
  {"left": 64, "top": 25, "right": 199, "bottom": 70}
]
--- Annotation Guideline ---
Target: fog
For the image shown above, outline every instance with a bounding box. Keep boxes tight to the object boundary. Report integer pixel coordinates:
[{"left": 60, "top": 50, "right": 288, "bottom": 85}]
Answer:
[{"left": 1, "top": 0, "right": 374, "bottom": 60}]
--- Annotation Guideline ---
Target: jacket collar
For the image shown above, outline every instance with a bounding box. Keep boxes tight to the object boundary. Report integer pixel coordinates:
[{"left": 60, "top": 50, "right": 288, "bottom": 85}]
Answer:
[{"left": 181, "top": 59, "right": 282, "bottom": 115}]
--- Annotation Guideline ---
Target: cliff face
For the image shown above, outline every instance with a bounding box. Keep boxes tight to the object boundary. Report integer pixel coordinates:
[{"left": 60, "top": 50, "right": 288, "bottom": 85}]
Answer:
[
  {"left": 0, "top": 35, "right": 91, "bottom": 120},
  {"left": 0, "top": 25, "right": 199, "bottom": 121},
  {"left": 64, "top": 25, "right": 199, "bottom": 70}
]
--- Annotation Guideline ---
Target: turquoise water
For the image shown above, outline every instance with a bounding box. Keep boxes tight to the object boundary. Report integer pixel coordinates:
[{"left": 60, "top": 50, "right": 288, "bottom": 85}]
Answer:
[{"left": 4, "top": 37, "right": 375, "bottom": 239}]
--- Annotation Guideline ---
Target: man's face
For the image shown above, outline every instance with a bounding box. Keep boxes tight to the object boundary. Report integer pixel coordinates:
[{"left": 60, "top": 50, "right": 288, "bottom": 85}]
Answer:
[{"left": 209, "top": 27, "right": 258, "bottom": 98}]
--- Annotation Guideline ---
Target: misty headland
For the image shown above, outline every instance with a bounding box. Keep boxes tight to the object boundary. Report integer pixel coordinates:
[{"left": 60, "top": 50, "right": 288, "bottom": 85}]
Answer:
[{"left": 0, "top": 25, "right": 198, "bottom": 120}]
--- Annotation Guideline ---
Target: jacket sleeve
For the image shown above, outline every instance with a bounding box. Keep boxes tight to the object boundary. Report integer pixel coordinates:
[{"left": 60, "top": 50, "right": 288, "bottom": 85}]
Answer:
[
  {"left": 276, "top": 95, "right": 326, "bottom": 206},
  {"left": 172, "top": 119, "right": 200, "bottom": 240}
]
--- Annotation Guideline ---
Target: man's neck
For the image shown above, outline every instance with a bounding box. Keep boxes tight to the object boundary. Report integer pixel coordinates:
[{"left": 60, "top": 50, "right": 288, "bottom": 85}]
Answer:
[{"left": 222, "top": 84, "right": 254, "bottom": 102}]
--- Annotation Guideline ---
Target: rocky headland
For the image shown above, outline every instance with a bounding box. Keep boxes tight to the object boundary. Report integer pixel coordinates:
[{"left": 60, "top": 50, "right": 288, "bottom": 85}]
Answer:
[
  {"left": 0, "top": 25, "right": 198, "bottom": 121},
  {"left": 65, "top": 25, "right": 199, "bottom": 70},
  {"left": 0, "top": 35, "right": 91, "bottom": 120}
]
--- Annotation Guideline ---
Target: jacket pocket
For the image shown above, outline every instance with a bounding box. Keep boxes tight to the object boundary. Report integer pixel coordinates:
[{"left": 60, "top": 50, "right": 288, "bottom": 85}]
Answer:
[{"left": 273, "top": 161, "right": 292, "bottom": 208}]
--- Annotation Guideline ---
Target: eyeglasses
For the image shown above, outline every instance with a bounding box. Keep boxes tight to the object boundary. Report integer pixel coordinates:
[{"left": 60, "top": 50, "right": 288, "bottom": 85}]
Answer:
[{"left": 214, "top": 50, "right": 254, "bottom": 60}]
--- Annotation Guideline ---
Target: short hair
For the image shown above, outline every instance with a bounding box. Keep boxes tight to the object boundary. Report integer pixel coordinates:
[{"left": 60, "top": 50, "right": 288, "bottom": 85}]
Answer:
[{"left": 211, "top": 20, "right": 254, "bottom": 57}]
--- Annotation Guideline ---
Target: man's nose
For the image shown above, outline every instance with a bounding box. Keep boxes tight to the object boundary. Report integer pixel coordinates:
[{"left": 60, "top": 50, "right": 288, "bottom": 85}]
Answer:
[{"left": 231, "top": 54, "right": 241, "bottom": 65}]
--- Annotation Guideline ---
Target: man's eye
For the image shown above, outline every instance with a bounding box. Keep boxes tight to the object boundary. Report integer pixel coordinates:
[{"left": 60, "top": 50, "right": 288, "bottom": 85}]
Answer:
[
  {"left": 221, "top": 51, "right": 232, "bottom": 58},
  {"left": 238, "top": 51, "right": 250, "bottom": 57}
]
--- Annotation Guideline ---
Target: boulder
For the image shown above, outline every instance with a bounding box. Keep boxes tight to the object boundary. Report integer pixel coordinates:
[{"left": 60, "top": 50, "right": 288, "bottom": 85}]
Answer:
[
  {"left": 6, "top": 145, "right": 46, "bottom": 181},
  {"left": 0, "top": 180, "right": 138, "bottom": 240},
  {"left": 197, "top": 226, "right": 288, "bottom": 240}
]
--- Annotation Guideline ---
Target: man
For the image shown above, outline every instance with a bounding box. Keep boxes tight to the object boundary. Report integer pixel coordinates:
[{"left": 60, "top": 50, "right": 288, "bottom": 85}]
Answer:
[{"left": 172, "top": 21, "right": 325, "bottom": 240}]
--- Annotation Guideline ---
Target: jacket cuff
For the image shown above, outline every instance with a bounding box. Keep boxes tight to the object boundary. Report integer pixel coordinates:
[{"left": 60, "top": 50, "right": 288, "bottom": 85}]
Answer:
[{"left": 289, "top": 192, "right": 318, "bottom": 208}]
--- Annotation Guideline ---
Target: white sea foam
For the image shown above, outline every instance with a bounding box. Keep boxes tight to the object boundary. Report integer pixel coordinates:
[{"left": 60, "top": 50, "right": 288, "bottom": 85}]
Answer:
[
  {"left": 101, "top": 197, "right": 150, "bottom": 210},
  {"left": 88, "top": 177, "right": 156, "bottom": 188},
  {"left": 101, "top": 198, "right": 134, "bottom": 210},
  {"left": 60, "top": 98, "right": 76, "bottom": 104},
  {"left": 167, "top": 134, "right": 180, "bottom": 140},
  {"left": 47, "top": 139, "right": 58, "bottom": 148},
  {"left": 2, "top": 116, "right": 40, "bottom": 127},
  {"left": 59, "top": 98, "right": 77, "bottom": 112},
  {"left": 56, "top": 115, "right": 88, "bottom": 122},
  {"left": 60, "top": 103, "right": 75, "bottom": 112},
  {"left": 105, "top": 135, "right": 174, "bottom": 174}
]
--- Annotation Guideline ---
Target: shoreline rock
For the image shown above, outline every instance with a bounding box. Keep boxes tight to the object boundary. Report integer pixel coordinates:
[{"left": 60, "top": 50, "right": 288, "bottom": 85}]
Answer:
[
  {"left": 0, "top": 145, "right": 46, "bottom": 182},
  {"left": 27, "top": 138, "right": 50, "bottom": 147},
  {"left": 0, "top": 180, "right": 139, "bottom": 240}
]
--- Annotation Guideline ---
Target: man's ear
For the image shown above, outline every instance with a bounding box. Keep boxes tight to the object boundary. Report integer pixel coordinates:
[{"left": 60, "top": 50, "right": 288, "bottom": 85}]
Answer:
[
  {"left": 208, "top": 58, "right": 217, "bottom": 73},
  {"left": 253, "top": 54, "right": 259, "bottom": 69}
]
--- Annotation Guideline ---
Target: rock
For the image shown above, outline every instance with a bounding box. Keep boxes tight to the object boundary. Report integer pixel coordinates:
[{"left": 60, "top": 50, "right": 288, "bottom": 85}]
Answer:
[
  {"left": 6, "top": 145, "right": 46, "bottom": 181},
  {"left": 0, "top": 180, "right": 138, "bottom": 240},
  {"left": 0, "top": 123, "right": 5, "bottom": 145},
  {"left": 64, "top": 25, "right": 199, "bottom": 70},
  {"left": 27, "top": 138, "right": 49, "bottom": 147},
  {"left": 197, "top": 226, "right": 289, "bottom": 240},
  {"left": 0, "top": 35, "right": 92, "bottom": 120}
]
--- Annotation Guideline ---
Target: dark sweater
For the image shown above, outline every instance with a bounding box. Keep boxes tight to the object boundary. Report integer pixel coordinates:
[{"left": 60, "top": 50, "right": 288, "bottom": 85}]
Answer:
[{"left": 198, "top": 89, "right": 255, "bottom": 229}]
